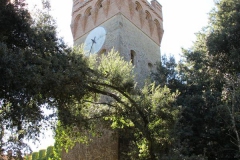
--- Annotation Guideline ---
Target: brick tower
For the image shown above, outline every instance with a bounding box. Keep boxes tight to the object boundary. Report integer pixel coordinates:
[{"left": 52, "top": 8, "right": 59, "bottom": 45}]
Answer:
[
  {"left": 62, "top": 0, "right": 164, "bottom": 159},
  {"left": 71, "top": 0, "right": 163, "bottom": 85}
]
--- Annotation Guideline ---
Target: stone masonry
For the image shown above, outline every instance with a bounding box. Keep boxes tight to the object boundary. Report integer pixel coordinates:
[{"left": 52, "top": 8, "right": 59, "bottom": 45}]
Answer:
[
  {"left": 61, "top": 0, "right": 164, "bottom": 159},
  {"left": 72, "top": 0, "right": 163, "bottom": 85}
]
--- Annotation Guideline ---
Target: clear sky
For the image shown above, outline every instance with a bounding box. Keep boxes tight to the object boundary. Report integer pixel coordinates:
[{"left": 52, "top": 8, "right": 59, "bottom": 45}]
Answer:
[
  {"left": 47, "top": 0, "right": 215, "bottom": 61},
  {"left": 160, "top": 0, "right": 215, "bottom": 60},
  {"left": 27, "top": 0, "right": 215, "bottom": 60},
  {"left": 25, "top": 0, "right": 215, "bottom": 151}
]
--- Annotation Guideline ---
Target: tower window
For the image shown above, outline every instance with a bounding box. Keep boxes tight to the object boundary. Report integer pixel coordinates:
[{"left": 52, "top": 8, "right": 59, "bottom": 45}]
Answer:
[
  {"left": 135, "top": 2, "right": 142, "bottom": 12},
  {"left": 148, "top": 63, "right": 153, "bottom": 71},
  {"left": 73, "top": 14, "right": 81, "bottom": 36},
  {"left": 130, "top": 50, "right": 136, "bottom": 65},
  {"left": 85, "top": 7, "right": 92, "bottom": 17},
  {"left": 154, "top": 19, "right": 161, "bottom": 40},
  {"left": 145, "top": 11, "right": 152, "bottom": 20},
  {"left": 154, "top": 19, "right": 160, "bottom": 28},
  {"left": 96, "top": 0, "right": 103, "bottom": 9}
]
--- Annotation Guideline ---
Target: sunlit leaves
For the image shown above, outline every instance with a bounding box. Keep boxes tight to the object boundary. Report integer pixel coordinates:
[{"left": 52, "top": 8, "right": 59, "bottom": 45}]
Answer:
[{"left": 53, "top": 49, "right": 179, "bottom": 159}]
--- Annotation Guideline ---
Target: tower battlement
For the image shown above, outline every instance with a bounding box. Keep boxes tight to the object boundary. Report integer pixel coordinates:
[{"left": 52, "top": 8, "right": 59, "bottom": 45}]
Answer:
[
  {"left": 71, "top": 0, "right": 163, "bottom": 45},
  {"left": 65, "top": 1, "right": 164, "bottom": 159}
]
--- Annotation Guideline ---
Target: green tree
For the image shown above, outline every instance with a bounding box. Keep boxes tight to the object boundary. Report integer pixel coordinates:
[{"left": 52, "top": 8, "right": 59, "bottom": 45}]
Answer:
[
  {"left": 0, "top": 1, "right": 178, "bottom": 159},
  {"left": 0, "top": 0, "right": 89, "bottom": 154},
  {"left": 54, "top": 50, "right": 180, "bottom": 160},
  {"left": 0, "top": 0, "right": 31, "bottom": 49},
  {"left": 207, "top": 0, "right": 240, "bottom": 153},
  {"left": 207, "top": 0, "right": 240, "bottom": 75},
  {"left": 26, "top": 154, "right": 32, "bottom": 160},
  {"left": 32, "top": 152, "right": 39, "bottom": 160},
  {"left": 39, "top": 149, "right": 46, "bottom": 160},
  {"left": 175, "top": 0, "right": 240, "bottom": 158},
  {"left": 153, "top": 55, "right": 178, "bottom": 87},
  {"left": 176, "top": 45, "right": 227, "bottom": 159},
  {"left": 46, "top": 146, "right": 54, "bottom": 159},
  {"left": 25, "top": 146, "right": 54, "bottom": 160}
]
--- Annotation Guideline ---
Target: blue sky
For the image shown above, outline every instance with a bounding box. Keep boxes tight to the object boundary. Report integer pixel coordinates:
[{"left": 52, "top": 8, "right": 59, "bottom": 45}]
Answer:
[{"left": 26, "top": 0, "right": 215, "bottom": 151}]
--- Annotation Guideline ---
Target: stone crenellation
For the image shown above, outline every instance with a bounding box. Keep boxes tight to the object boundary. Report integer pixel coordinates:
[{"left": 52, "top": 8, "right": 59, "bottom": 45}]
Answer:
[
  {"left": 64, "top": 1, "right": 164, "bottom": 159},
  {"left": 71, "top": 0, "right": 163, "bottom": 46}
]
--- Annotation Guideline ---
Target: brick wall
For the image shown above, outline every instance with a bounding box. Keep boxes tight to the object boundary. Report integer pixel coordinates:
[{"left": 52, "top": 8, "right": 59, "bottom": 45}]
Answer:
[{"left": 64, "top": 0, "right": 164, "bottom": 159}]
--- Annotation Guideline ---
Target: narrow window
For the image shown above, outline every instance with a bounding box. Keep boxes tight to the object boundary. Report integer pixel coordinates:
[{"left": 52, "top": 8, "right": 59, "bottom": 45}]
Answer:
[
  {"left": 88, "top": 11, "right": 91, "bottom": 16},
  {"left": 154, "top": 19, "right": 160, "bottom": 29},
  {"left": 135, "top": 2, "right": 142, "bottom": 12},
  {"left": 96, "top": 0, "right": 103, "bottom": 9},
  {"left": 145, "top": 11, "right": 152, "bottom": 20},
  {"left": 85, "top": 7, "right": 92, "bottom": 17},
  {"left": 148, "top": 63, "right": 153, "bottom": 71},
  {"left": 130, "top": 50, "right": 136, "bottom": 65},
  {"left": 99, "top": 1, "right": 103, "bottom": 8},
  {"left": 73, "top": 14, "right": 81, "bottom": 36}
]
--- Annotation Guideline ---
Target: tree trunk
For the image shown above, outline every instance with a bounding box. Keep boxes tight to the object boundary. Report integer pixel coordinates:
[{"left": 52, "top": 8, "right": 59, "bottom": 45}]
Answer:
[{"left": 227, "top": 76, "right": 240, "bottom": 152}]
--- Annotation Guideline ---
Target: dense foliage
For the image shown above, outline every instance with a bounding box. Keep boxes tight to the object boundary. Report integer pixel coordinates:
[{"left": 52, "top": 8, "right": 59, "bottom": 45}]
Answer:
[
  {"left": 0, "top": 0, "right": 179, "bottom": 159},
  {"left": 173, "top": 0, "right": 240, "bottom": 159},
  {"left": 53, "top": 0, "right": 240, "bottom": 159},
  {"left": 151, "top": 0, "right": 240, "bottom": 159},
  {"left": 2, "top": 0, "right": 240, "bottom": 159},
  {"left": 0, "top": 0, "right": 89, "bottom": 155},
  {"left": 53, "top": 51, "right": 179, "bottom": 160},
  {"left": 25, "top": 146, "right": 54, "bottom": 160}
]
